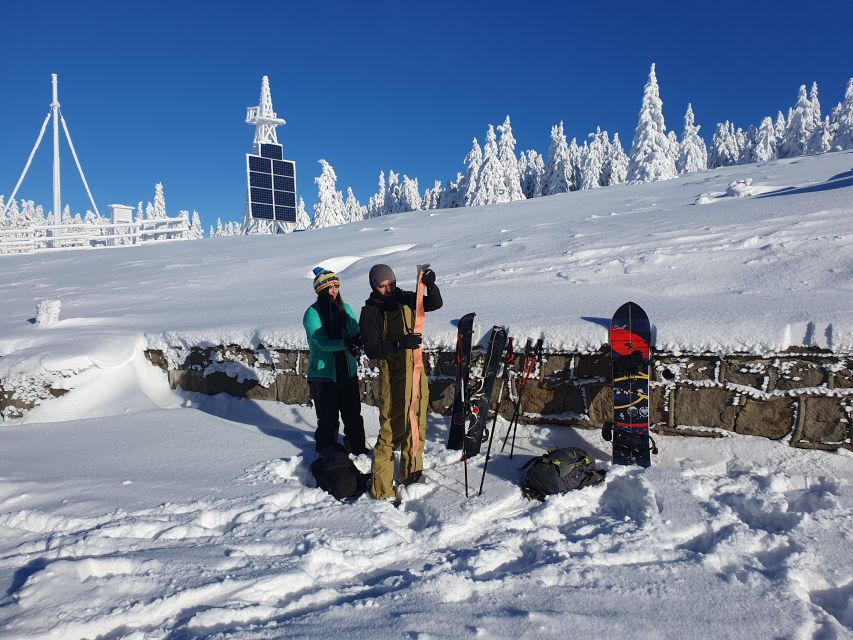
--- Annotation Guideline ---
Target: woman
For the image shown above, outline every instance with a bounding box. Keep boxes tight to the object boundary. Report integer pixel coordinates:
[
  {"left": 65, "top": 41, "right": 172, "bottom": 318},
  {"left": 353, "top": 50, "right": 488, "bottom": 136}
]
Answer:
[{"left": 303, "top": 267, "right": 368, "bottom": 455}]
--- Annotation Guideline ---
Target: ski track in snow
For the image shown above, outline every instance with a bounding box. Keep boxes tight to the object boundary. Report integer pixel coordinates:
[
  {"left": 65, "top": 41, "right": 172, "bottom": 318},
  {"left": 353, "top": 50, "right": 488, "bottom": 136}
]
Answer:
[{"left": 1, "top": 399, "right": 851, "bottom": 639}]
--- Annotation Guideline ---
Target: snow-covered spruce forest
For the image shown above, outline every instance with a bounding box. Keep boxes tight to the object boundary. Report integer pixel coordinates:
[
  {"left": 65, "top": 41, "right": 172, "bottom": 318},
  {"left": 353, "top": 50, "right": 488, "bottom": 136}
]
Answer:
[{"left": 2, "top": 66, "right": 852, "bottom": 238}]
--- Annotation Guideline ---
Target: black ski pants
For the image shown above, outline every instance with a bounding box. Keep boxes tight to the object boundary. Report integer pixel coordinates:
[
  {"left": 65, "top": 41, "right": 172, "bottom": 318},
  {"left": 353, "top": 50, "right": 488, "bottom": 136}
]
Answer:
[{"left": 309, "top": 376, "right": 367, "bottom": 454}]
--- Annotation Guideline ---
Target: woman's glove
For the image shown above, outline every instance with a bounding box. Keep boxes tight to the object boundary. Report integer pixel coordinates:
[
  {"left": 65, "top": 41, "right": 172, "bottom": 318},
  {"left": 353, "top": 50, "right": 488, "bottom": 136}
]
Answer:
[{"left": 394, "top": 333, "right": 422, "bottom": 351}]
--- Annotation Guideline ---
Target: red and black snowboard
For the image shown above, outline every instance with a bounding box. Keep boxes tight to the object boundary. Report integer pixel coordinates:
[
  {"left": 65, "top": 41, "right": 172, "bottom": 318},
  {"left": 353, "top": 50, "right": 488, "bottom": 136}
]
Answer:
[{"left": 602, "top": 301, "right": 657, "bottom": 467}]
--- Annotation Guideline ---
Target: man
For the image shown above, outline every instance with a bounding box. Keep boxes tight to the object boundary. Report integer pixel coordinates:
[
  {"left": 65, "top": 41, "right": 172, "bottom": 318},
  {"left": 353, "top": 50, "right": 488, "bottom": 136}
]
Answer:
[{"left": 359, "top": 263, "right": 442, "bottom": 500}]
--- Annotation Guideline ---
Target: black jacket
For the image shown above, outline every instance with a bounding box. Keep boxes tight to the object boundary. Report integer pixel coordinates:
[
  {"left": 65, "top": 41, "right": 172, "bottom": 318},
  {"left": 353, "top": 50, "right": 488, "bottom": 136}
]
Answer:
[{"left": 359, "top": 284, "right": 443, "bottom": 360}]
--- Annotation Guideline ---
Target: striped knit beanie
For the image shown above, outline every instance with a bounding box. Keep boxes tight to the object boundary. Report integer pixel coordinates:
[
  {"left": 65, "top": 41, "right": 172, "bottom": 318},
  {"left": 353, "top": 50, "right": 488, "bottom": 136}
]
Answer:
[{"left": 312, "top": 267, "right": 340, "bottom": 294}]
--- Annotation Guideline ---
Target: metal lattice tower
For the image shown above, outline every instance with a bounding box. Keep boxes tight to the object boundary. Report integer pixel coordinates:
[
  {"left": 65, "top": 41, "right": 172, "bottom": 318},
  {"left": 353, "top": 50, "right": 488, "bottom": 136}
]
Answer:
[{"left": 246, "top": 76, "right": 286, "bottom": 153}]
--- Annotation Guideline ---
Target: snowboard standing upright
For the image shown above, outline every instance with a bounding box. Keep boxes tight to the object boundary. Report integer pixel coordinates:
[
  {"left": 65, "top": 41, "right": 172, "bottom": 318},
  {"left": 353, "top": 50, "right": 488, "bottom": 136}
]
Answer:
[
  {"left": 447, "top": 312, "right": 476, "bottom": 450},
  {"left": 603, "top": 301, "right": 655, "bottom": 467}
]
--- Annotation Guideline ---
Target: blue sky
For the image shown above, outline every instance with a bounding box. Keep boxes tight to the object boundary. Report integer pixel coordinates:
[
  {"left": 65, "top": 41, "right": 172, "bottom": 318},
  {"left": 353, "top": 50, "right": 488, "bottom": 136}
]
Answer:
[{"left": 1, "top": 0, "right": 851, "bottom": 230}]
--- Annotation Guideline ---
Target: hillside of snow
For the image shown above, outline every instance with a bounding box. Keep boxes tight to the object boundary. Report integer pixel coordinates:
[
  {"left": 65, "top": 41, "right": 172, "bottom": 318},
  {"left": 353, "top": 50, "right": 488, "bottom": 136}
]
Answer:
[{"left": 1, "top": 152, "right": 852, "bottom": 639}]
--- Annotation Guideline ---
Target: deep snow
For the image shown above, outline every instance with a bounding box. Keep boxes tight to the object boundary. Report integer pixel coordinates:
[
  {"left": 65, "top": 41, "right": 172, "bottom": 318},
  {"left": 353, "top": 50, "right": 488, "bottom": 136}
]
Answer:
[{"left": 1, "top": 151, "right": 852, "bottom": 639}]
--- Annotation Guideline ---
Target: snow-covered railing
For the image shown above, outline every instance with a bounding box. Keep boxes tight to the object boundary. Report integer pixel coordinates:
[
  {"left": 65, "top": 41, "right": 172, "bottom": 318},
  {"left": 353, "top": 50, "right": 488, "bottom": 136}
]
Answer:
[{"left": 0, "top": 215, "right": 190, "bottom": 255}]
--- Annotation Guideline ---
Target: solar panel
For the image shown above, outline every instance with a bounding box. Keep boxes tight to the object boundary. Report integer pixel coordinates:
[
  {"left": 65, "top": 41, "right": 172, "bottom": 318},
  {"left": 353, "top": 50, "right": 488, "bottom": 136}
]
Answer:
[
  {"left": 251, "top": 203, "right": 274, "bottom": 219},
  {"left": 248, "top": 156, "right": 271, "bottom": 172},
  {"left": 272, "top": 160, "right": 294, "bottom": 177},
  {"left": 247, "top": 153, "right": 297, "bottom": 223},
  {"left": 260, "top": 143, "right": 283, "bottom": 160},
  {"left": 250, "top": 171, "right": 272, "bottom": 189}
]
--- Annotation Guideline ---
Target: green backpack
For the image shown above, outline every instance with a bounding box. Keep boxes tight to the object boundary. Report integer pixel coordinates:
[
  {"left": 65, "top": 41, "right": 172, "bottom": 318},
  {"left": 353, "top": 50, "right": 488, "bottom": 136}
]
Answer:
[{"left": 521, "top": 447, "right": 606, "bottom": 500}]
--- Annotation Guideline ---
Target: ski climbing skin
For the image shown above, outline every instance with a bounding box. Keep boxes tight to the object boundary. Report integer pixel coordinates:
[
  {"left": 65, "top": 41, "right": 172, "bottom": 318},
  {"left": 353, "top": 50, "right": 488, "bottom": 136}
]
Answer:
[
  {"left": 407, "top": 264, "right": 428, "bottom": 456},
  {"left": 447, "top": 312, "right": 476, "bottom": 450},
  {"left": 602, "top": 301, "right": 657, "bottom": 467},
  {"left": 463, "top": 326, "right": 508, "bottom": 460}
]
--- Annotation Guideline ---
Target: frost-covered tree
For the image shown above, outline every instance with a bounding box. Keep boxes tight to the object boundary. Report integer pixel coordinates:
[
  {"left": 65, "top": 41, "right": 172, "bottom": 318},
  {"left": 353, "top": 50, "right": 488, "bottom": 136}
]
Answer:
[
  {"left": 438, "top": 174, "right": 462, "bottom": 209},
  {"left": 666, "top": 130, "right": 679, "bottom": 168},
  {"left": 151, "top": 182, "right": 167, "bottom": 218},
  {"left": 344, "top": 187, "right": 364, "bottom": 223},
  {"left": 312, "top": 159, "right": 347, "bottom": 228},
  {"left": 541, "top": 122, "right": 573, "bottom": 195},
  {"left": 61, "top": 204, "right": 73, "bottom": 225},
  {"left": 135, "top": 201, "right": 144, "bottom": 223},
  {"left": 774, "top": 111, "right": 787, "bottom": 151},
  {"left": 627, "top": 63, "right": 677, "bottom": 183},
  {"left": 709, "top": 121, "right": 740, "bottom": 168},
  {"left": 781, "top": 85, "right": 815, "bottom": 158},
  {"left": 295, "top": 196, "right": 310, "bottom": 230},
  {"left": 831, "top": 78, "right": 853, "bottom": 150},
  {"left": 398, "top": 176, "right": 422, "bottom": 212},
  {"left": 677, "top": 104, "right": 708, "bottom": 174},
  {"left": 579, "top": 129, "right": 607, "bottom": 190},
  {"left": 813, "top": 116, "right": 833, "bottom": 155},
  {"left": 497, "top": 115, "right": 524, "bottom": 201},
  {"left": 752, "top": 116, "right": 777, "bottom": 162},
  {"left": 457, "top": 138, "right": 482, "bottom": 207},
  {"left": 422, "top": 180, "right": 443, "bottom": 210},
  {"left": 738, "top": 126, "right": 755, "bottom": 164},
  {"left": 366, "top": 171, "right": 386, "bottom": 218},
  {"left": 190, "top": 211, "right": 204, "bottom": 239},
  {"left": 471, "top": 125, "right": 509, "bottom": 206},
  {"left": 604, "top": 133, "right": 629, "bottom": 185},
  {"left": 520, "top": 149, "right": 545, "bottom": 198}
]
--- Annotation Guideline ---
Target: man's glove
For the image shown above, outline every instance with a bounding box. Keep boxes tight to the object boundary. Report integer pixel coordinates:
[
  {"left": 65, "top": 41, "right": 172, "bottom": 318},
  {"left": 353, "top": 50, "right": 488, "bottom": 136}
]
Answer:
[
  {"left": 394, "top": 333, "right": 422, "bottom": 351},
  {"left": 421, "top": 268, "right": 436, "bottom": 287}
]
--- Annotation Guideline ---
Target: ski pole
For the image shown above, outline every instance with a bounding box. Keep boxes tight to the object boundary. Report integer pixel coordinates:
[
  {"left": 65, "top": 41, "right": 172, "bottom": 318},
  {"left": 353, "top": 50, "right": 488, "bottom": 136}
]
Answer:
[
  {"left": 500, "top": 339, "right": 531, "bottom": 453},
  {"left": 509, "top": 338, "right": 543, "bottom": 459},
  {"left": 478, "top": 338, "right": 514, "bottom": 496}
]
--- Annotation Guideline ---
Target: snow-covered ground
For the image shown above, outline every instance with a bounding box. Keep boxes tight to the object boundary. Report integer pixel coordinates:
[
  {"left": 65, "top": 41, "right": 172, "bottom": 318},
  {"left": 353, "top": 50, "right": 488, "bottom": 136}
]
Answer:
[{"left": 1, "top": 152, "right": 852, "bottom": 638}]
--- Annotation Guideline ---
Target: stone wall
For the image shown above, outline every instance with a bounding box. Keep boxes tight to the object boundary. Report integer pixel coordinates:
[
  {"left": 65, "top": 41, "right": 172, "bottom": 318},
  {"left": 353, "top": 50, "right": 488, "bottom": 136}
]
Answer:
[{"left": 144, "top": 344, "right": 852, "bottom": 452}]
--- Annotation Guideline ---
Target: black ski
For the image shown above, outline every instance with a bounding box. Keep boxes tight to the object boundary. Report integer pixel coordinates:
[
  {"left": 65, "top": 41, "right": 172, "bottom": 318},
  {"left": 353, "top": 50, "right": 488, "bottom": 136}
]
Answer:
[
  {"left": 447, "top": 312, "right": 476, "bottom": 450},
  {"left": 463, "top": 326, "right": 508, "bottom": 460}
]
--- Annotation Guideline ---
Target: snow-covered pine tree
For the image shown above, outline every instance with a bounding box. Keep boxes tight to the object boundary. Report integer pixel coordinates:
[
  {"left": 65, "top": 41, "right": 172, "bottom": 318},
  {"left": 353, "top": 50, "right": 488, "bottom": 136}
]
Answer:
[
  {"left": 595, "top": 130, "right": 611, "bottom": 186},
  {"left": 312, "top": 159, "right": 347, "bottom": 228},
  {"left": 61, "top": 205, "right": 73, "bottom": 225},
  {"left": 190, "top": 211, "right": 204, "bottom": 239},
  {"left": 666, "top": 130, "right": 679, "bottom": 168},
  {"left": 813, "top": 116, "right": 833, "bottom": 155},
  {"left": 677, "top": 103, "right": 708, "bottom": 174},
  {"left": 781, "top": 85, "right": 815, "bottom": 158},
  {"left": 0, "top": 195, "right": 6, "bottom": 228},
  {"left": 627, "top": 63, "right": 677, "bottom": 183},
  {"left": 579, "top": 129, "right": 606, "bottom": 190},
  {"left": 709, "top": 121, "right": 740, "bottom": 167},
  {"left": 423, "top": 180, "right": 443, "bottom": 210},
  {"left": 774, "top": 111, "right": 787, "bottom": 151},
  {"left": 215, "top": 218, "right": 224, "bottom": 237},
  {"left": 295, "top": 196, "right": 311, "bottom": 230},
  {"left": 457, "top": 138, "right": 483, "bottom": 207},
  {"left": 738, "top": 126, "right": 756, "bottom": 164},
  {"left": 366, "top": 171, "right": 386, "bottom": 218},
  {"left": 520, "top": 150, "right": 545, "bottom": 198},
  {"left": 568, "top": 138, "right": 583, "bottom": 191},
  {"left": 497, "top": 115, "right": 524, "bottom": 201},
  {"left": 832, "top": 78, "right": 853, "bottom": 150},
  {"left": 344, "top": 187, "right": 364, "bottom": 223},
  {"left": 398, "top": 176, "right": 422, "bottom": 212},
  {"left": 152, "top": 183, "right": 167, "bottom": 218},
  {"left": 606, "top": 133, "right": 629, "bottom": 185},
  {"left": 471, "top": 125, "right": 509, "bottom": 206},
  {"left": 384, "top": 171, "right": 402, "bottom": 214},
  {"left": 438, "top": 175, "right": 462, "bottom": 209},
  {"left": 753, "top": 116, "right": 777, "bottom": 162},
  {"left": 541, "top": 122, "right": 572, "bottom": 195}
]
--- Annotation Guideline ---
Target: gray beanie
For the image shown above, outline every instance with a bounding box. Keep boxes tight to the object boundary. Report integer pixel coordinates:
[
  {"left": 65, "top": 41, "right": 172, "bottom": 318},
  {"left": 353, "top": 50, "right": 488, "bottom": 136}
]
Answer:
[{"left": 369, "top": 264, "right": 396, "bottom": 290}]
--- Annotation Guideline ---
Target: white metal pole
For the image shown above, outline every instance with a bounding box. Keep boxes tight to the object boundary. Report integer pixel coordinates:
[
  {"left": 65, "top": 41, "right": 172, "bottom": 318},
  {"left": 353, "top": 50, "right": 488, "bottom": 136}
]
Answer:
[
  {"left": 60, "top": 115, "right": 101, "bottom": 218},
  {"left": 51, "top": 73, "right": 61, "bottom": 224},
  {"left": 1, "top": 113, "right": 51, "bottom": 221}
]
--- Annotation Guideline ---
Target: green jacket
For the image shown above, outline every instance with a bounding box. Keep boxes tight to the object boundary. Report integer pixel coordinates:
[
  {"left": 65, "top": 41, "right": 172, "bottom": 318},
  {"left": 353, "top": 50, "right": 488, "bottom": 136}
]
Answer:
[{"left": 303, "top": 301, "right": 361, "bottom": 382}]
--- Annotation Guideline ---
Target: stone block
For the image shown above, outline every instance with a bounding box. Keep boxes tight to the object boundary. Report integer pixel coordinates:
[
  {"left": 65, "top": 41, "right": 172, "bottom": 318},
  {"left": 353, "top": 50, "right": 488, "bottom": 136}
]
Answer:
[
  {"left": 724, "top": 358, "right": 772, "bottom": 390},
  {"left": 273, "top": 350, "right": 301, "bottom": 373},
  {"left": 774, "top": 360, "right": 826, "bottom": 391},
  {"left": 678, "top": 357, "right": 719, "bottom": 383},
  {"left": 585, "top": 383, "right": 612, "bottom": 426},
  {"left": 428, "top": 378, "right": 455, "bottom": 415},
  {"left": 541, "top": 354, "right": 571, "bottom": 379},
  {"left": 794, "top": 397, "right": 849, "bottom": 447},
  {"left": 830, "top": 361, "right": 853, "bottom": 389},
  {"left": 574, "top": 352, "right": 610, "bottom": 380},
  {"left": 145, "top": 350, "right": 168, "bottom": 371},
  {"left": 734, "top": 397, "right": 795, "bottom": 440},
  {"left": 649, "top": 384, "right": 667, "bottom": 425},
  {"left": 277, "top": 374, "right": 310, "bottom": 405},
  {"left": 674, "top": 386, "right": 738, "bottom": 431}
]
